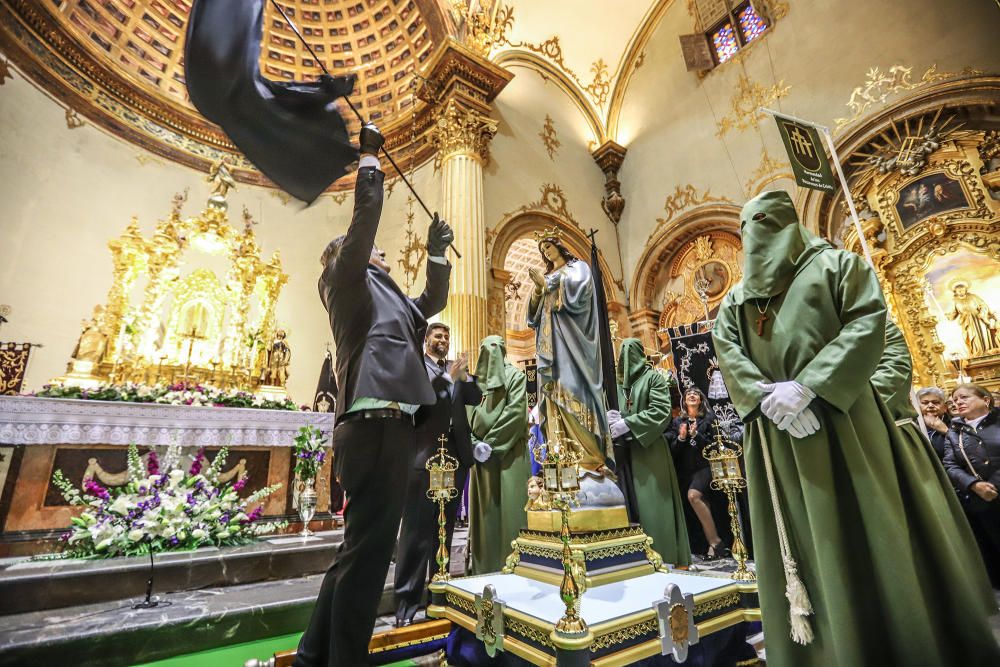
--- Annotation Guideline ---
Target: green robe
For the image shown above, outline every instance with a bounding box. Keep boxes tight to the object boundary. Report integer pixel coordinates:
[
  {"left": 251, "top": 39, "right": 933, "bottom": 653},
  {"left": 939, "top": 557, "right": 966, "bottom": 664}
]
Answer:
[
  {"left": 616, "top": 339, "right": 691, "bottom": 567},
  {"left": 713, "top": 191, "right": 999, "bottom": 667},
  {"left": 468, "top": 336, "right": 531, "bottom": 574}
]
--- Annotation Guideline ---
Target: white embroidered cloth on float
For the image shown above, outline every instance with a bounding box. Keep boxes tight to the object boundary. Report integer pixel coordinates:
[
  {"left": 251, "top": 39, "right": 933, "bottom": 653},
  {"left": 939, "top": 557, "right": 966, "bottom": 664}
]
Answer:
[{"left": 0, "top": 395, "right": 334, "bottom": 447}]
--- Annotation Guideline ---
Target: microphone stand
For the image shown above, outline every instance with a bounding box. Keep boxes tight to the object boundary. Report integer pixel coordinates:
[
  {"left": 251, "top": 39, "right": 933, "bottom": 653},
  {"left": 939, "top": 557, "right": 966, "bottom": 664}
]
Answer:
[{"left": 132, "top": 549, "right": 171, "bottom": 610}]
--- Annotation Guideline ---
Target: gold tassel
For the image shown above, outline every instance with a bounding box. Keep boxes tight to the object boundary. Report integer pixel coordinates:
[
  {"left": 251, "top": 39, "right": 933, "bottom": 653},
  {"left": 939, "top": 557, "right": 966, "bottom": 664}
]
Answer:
[{"left": 783, "top": 555, "right": 814, "bottom": 645}]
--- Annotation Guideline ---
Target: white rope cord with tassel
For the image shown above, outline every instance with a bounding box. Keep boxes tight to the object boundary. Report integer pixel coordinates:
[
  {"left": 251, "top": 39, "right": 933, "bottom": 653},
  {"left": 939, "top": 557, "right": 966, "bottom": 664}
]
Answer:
[{"left": 756, "top": 421, "right": 814, "bottom": 644}]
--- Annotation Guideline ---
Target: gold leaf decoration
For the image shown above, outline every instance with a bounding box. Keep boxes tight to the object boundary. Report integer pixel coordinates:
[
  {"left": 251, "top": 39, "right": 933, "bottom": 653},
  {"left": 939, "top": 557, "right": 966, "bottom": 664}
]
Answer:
[
  {"left": 397, "top": 194, "right": 427, "bottom": 293},
  {"left": 715, "top": 73, "right": 790, "bottom": 138},
  {"left": 833, "top": 63, "right": 984, "bottom": 132},
  {"left": 539, "top": 114, "right": 561, "bottom": 160},
  {"left": 658, "top": 185, "right": 734, "bottom": 226},
  {"left": 65, "top": 107, "right": 84, "bottom": 129}
]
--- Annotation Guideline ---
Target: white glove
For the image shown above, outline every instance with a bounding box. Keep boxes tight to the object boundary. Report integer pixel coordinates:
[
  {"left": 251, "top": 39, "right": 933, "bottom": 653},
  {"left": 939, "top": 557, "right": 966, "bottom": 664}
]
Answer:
[
  {"left": 473, "top": 440, "right": 492, "bottom": 463},
  {"left": 757, "top": 381, "right": 815, "bottom": 424},
  {"left": 609, "top": 419, "right": 630, "bottom": 439},
  {"left": 781, "top": 406, "right": 821, "bottom": 439},
  {"left": 607, "top": 410, "right": 622, "bottom": 425}
]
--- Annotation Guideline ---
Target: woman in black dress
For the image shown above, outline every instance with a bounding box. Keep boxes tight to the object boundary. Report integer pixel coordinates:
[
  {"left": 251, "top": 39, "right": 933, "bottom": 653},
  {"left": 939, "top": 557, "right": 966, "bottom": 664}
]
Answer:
[{"left": 666, "top": 388, "right": 727, "bottom": 559}]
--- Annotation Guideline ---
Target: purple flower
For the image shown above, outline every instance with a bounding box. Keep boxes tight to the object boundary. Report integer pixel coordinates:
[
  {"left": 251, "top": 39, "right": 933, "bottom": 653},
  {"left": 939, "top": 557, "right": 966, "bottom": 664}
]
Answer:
[
  {"left": 146, "top": 450, "right": 160, "bottom": 476},
  {"left": 232, "top": 476, "right": 247, "bottom": 492},
  {"left": 169, "top": 536, "right": 180, "bottom": 546},
  {"left": 219, "top": 513, "right": 230, "bottom": 524},
  {"left": 247, "top": 506, "right": 263, "bottom": 522},
  {"left": 189, "top": 448, "right": 205, "bottom": 476},
  {"left": 83, "top": 478, "right": 110, "bottom": 501}
]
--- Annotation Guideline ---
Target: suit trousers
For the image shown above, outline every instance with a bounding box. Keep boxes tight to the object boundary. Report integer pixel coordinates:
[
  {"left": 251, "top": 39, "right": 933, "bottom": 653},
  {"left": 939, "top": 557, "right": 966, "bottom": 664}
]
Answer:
[
  {"left": 295, "top": 418, "right": 413, "bottom": 667},
  {"left": 393, "top": 463, "right": 469, "bottom": 623}
]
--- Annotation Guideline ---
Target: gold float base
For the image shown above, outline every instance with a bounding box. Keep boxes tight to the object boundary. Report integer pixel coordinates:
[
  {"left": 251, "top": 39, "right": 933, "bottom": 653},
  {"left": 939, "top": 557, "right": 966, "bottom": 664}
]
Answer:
[
  {"left": 257, "top": 384, "right": 289, "bottom": 401},
  {"left": 526, "top": 506, "right": 629, "bottom": 533}
]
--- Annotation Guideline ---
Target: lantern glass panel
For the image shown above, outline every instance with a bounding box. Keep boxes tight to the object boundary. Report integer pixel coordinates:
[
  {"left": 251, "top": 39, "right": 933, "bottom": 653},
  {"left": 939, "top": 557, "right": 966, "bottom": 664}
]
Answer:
[
  {"left": 725, "top": 458, "right": 741, "bottom": 478},
  {"left": 430, "top": 469, "right": 443, "bottom": 491},
  {"left": 444, "top": 470, "right": 456, "bottom": 489},
  {"left": 710, "top": 460, "right": 725, "bottom": 480},
  {"left": 544, "top": 467, "right": 559, "bottom": 492},
  {"left": 560, "top": 464, "right": 578, "bottom": 490}
]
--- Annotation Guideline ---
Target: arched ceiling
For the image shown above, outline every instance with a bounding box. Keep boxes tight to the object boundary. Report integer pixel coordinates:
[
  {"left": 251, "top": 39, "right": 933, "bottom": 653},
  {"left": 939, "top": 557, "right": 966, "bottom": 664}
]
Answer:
[
  {"left": 502, "top": 236, "right": 546, "bottom": 331},
  {"left": 51, "top": 0, "right": 441, "bottom": 122},
  {"left": 0, "top": 0, "right": 452, "bottom": 188}
]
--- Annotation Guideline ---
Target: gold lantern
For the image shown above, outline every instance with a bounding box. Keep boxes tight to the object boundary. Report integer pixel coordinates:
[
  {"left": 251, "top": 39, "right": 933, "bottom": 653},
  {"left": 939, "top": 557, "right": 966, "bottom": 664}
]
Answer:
[
  {"left": 532, "top": 421, "right": 588, "bottom": 635},
  {"left": 426, "top": 433, "right": 459, "bottom": 582},
  {"left": 703, "top": 423, "right": 755, "bottom": 581}
]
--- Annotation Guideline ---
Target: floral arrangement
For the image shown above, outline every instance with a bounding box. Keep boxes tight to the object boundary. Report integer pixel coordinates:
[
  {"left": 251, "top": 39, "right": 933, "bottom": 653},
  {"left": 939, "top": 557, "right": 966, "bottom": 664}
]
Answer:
[
  {"left": 33, "top": 382, "right": 302, "bottom": 411},
  {"left": 293, "top": 425, "right": 328, "bottom": 483},
  {"left": 50, "top": 444, "right": 285, "bottom": 558}
]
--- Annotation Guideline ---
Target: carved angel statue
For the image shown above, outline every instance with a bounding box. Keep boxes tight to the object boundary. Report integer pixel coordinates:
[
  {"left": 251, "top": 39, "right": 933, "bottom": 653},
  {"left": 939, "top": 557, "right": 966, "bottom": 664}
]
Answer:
[
  {"left": 523, "top": 475, "right": 552, "bottom": 511},
  {"left": 206, "top": 158, "right": 238, "bottom": 199}
]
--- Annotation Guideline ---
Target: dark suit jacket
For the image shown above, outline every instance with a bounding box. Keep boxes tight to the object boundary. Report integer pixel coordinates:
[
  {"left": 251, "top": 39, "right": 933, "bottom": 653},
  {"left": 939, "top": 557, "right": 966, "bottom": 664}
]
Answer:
[
  {"left": 944, "top": 409, "right": 1000, "bottom": 490},
  {"left": 414, "top": 355, "right": 482, "bottom": 470},
  {"left": 318, "top": 167, "right": 450, "bottom": 420}
]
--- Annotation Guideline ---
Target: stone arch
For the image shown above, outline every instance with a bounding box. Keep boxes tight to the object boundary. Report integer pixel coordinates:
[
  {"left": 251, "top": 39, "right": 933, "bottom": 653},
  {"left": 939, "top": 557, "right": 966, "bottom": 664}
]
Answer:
[
  {"left": 628, "top": 204, "right": 742, "bottom": 350},
  {"left": 487, "top": 210, "right": 624, "bottom": 361}
]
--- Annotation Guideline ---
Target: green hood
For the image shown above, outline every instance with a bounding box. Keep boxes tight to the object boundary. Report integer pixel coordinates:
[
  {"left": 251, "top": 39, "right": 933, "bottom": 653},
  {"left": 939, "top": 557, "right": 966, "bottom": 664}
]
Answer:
[
  {"left": 475, "top": 335, "right": 509, "bottom": 391},
  {"left": 739, "top": 190, "right": 830, "bottom": 300},
  {"left": 617, "top": 338, "right": 648, "bottom": 390}
]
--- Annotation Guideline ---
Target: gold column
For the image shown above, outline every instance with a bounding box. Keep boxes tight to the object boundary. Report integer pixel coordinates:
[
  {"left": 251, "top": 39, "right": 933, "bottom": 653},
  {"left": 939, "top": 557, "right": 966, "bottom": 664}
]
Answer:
[{"left": 418, "top": 41, "right": 512, "bottom": 365}]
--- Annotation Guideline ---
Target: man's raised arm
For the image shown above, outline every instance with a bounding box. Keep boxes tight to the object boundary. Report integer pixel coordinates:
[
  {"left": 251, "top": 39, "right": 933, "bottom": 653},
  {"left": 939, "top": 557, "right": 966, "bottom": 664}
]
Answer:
[{"left": 330, "top": 124, "right": 386, "bottom": 284}]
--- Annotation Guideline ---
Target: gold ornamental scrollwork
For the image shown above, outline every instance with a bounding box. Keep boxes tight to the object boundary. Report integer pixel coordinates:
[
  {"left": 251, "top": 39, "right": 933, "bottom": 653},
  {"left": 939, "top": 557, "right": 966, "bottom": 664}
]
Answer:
[
  {"left": 539, "top": 114, "right": 560, "bottom": 160},
  {"left": 715, "top": 72, "right": 790, "bottom": 138},
  {"left": 590, "top": 619, "right": 659, "bottom": 652},
  {"left": 431, "top": 99, "right": 499, "bottom": 164},
  {"left": 693, "top": 591, "right": 741, "bottom": 617},
  {"left": 833, "top": 63, "right": 985, "bottom": 131},
  {"left": 655, "top": 185, "right": 734, "bottom": 232}
]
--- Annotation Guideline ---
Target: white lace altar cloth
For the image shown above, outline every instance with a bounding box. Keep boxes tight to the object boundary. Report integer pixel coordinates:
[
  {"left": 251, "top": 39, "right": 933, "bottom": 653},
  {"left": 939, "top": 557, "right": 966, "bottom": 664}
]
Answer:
[{"left": 0, "top": 396, "right": 334, "bottom": 447}]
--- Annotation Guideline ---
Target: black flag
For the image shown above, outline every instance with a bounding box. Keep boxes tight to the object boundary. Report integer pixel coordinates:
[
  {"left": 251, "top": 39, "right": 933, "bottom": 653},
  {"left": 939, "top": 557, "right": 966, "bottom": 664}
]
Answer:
[
  {"left": 312, "top": 349, "right": 337, "bottom": 414},
  {"left": 589, "top": 234, "right": 639, "bottom": 523},
  {"left": 312, "top": 349, "right": 343, "bottom": 513},
  {"left": 184, "top": 0, "right": 359, "bottom": 204}
]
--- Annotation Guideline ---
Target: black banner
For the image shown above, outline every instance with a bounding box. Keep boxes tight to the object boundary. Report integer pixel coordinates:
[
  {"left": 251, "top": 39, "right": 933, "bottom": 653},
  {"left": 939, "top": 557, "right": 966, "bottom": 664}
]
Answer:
[
  {"left": 0, "top": 343, "right": 32, "bottom": 395},
  {"left": 665, "top": 323, "right": 739, "bottom": 426}
]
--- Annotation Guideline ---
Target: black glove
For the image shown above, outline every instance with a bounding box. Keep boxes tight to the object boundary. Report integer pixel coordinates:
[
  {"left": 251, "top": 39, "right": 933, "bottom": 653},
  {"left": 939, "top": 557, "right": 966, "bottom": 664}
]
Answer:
[
  {"left": 426, "top": 213, "right": 454, "bottom": 257},
  {"left": 359, "top": 122, "right": 384, "bottom": 155}
]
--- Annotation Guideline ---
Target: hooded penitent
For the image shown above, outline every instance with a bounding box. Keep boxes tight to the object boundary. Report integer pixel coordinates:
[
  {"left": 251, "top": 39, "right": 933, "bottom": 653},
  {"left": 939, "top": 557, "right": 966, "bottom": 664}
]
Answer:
[
  {"left": 738, "top": 190, "right": 830, "bottom": 301},
  {"left": 711, "top": 191, "right": 999, "bottom": 666},
  {"left": 614, "top": 338, "right": 691, "bottom": 567},
  {"left": 468, "top": 335, "right": 531, "bottom": 574}
]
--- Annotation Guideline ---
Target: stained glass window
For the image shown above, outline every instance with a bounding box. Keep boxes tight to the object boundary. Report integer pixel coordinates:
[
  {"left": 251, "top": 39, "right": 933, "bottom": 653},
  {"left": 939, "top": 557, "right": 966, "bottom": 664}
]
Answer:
[
  {"left": 710, "top": 22, "right": 738, "bottom": 64},
  {"left": 738, "top": 3, "right": 768, "bottom": 43}
]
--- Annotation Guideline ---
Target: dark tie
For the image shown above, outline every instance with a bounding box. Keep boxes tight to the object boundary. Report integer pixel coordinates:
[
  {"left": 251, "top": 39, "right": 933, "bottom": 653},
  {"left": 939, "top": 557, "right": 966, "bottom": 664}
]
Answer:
[{"left": 437, "top": 359, "right": 446, "bottom": 371}]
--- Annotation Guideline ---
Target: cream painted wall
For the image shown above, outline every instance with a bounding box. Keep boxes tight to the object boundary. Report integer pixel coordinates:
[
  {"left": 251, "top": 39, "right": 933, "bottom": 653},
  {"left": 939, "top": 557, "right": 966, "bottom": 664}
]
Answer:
[
  {"left": 0, "top": 74, "right": 441, "bottom": 402},
  {"left": 487, "top": 66, "right": 624, "bottom": 283},
  {"left": 615, "top": 0, "right": 1000, "bottom": 278}
]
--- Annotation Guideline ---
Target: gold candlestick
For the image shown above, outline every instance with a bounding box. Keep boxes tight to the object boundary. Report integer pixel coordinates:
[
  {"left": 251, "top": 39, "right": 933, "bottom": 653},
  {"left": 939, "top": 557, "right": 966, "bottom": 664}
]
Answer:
[
  {"left": 704, "top": 423, "right": 755, "bottom": 581},
  {"left": 426, "top": 433, "right": 459, "bottom": 582}
]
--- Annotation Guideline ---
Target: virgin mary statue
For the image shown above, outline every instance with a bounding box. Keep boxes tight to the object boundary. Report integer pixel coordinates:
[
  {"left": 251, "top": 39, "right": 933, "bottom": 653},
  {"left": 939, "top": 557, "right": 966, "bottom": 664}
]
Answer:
[{"left": 527, "top": 229, "right": 612, "bottom": 477}]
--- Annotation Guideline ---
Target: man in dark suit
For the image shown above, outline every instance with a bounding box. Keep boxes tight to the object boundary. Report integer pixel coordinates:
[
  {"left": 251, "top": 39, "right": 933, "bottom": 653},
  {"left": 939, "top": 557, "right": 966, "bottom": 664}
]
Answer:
[
  {"left": 295, "top": 123, "right": 454, "bottom": 667},
  {"left": 393, "top": 322, "right": 483, "bottom": 627}
]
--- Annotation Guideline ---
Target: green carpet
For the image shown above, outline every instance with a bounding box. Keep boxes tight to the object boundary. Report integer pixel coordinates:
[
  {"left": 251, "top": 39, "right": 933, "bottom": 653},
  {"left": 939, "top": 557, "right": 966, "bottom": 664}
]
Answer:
[{"left": 133, "top": 632, "right": 417, "bottom": 667}]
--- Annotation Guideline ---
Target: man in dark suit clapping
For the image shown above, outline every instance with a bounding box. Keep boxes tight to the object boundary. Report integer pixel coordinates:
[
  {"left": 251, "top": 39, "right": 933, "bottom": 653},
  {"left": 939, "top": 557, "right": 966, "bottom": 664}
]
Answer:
[
  {"left": 295, "top": 123, "right": 454, "bottom": 667},
  {"left": 393, "top": 323, "right": 482, "bottom": 627}
]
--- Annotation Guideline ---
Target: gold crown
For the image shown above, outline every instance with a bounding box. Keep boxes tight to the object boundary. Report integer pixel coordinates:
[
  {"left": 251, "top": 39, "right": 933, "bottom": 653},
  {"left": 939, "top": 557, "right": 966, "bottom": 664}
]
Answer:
[{"left": 532, "top": 226, "right": 564, "bottom": 242}]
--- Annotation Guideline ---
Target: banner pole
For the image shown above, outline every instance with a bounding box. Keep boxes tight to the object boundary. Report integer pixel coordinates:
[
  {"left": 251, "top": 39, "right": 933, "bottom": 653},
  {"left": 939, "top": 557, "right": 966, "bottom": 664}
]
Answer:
[{"left": 758, "top": 107, "right": 876, "bottom": 270}]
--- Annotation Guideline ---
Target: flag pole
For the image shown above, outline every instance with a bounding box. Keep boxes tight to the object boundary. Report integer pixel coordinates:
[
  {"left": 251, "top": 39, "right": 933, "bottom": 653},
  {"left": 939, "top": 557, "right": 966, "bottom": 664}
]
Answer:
[
  {"left": 759, "top": 107, "right": 875, "bottom": 270},
  {"left": 268, "top": 0, "right": 461, "bottom": 257}
]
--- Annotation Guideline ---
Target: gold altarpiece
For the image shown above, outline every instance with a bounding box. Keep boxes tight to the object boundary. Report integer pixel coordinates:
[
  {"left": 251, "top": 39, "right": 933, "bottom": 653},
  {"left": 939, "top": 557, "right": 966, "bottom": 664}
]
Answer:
[
  {"left": 60, "top": 192, "right": 289, "bottom": 391},
  {"left": 840, "top": 113, "right": 1000, "bottom": 390}
]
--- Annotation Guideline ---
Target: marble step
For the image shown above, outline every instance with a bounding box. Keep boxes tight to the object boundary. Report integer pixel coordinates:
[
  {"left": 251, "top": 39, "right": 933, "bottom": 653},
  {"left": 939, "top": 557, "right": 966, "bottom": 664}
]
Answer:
[
  {"left": 0, "top": 530, "right": 344, "bottom": 616},
  {"left": 0, "top": 565, "right": 418, "bottom": 667}
]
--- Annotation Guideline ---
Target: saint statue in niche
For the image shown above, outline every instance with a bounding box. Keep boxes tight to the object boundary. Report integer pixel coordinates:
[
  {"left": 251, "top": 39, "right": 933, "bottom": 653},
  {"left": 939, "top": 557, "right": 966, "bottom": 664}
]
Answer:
[
  {"left": 71, "top": 305, "right": 108, "bottom": 364},
  {"left": 947, "top": 279, "right": 1000, "bottom": 356},
  {"left": 262, "top": 329, "right": 292, "bottom": 386}
]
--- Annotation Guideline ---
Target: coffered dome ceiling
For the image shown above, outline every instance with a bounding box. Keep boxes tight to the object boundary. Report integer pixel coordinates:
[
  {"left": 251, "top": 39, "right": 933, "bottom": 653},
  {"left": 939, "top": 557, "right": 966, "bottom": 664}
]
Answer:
[{"left": 0, "top": 0, "right": 452, "bottom": 188}]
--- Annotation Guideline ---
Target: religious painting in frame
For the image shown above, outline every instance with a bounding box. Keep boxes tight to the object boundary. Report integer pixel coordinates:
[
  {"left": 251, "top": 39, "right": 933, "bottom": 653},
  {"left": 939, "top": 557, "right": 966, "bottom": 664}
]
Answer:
[
  {"left": 923, "top": 248, "right": 1000, "bottom": 359},
  {"left": 894, "top": 171, "right": 971, "bottom": 230}
]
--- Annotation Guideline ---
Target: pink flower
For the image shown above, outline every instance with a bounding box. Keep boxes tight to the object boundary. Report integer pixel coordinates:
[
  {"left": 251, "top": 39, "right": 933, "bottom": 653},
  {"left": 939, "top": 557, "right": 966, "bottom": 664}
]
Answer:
[
  {"left": 232, "top": 476, "right": 247, "bottom": 492},
  {"left": 147, "top": 450, "right": 160, "bottom": 476},
  {"left": 83, "top": 478, "right": 110, "bottom": 500}
]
